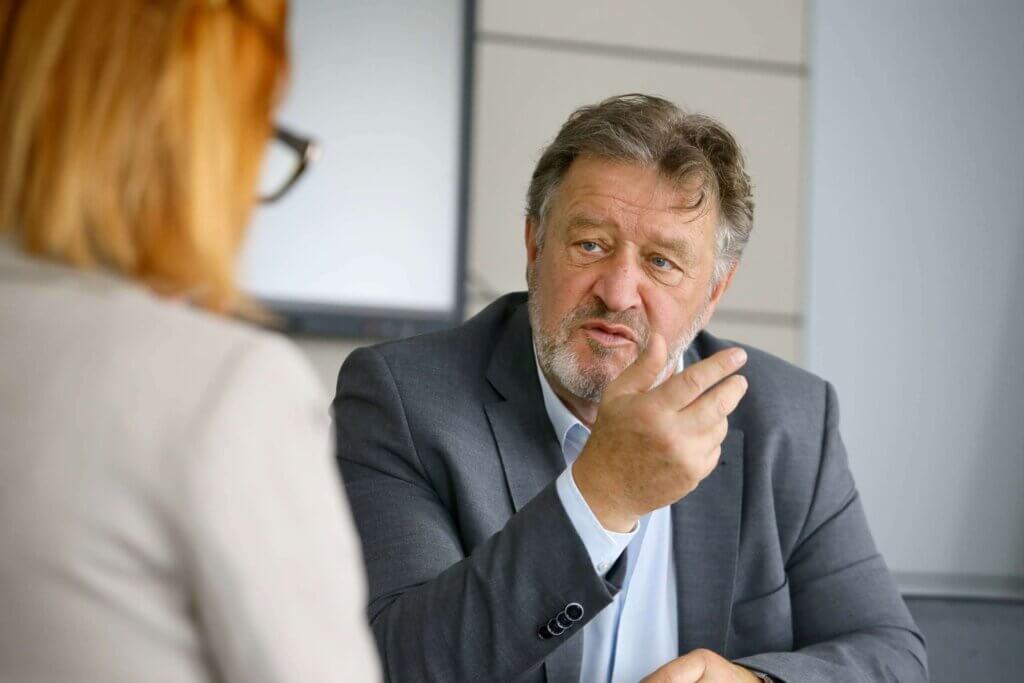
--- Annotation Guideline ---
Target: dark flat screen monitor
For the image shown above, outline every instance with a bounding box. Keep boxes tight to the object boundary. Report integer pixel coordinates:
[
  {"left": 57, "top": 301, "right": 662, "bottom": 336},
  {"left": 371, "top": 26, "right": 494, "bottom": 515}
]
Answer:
[{"left": 241, "top": 0, "right": 473, "bottom": 338}]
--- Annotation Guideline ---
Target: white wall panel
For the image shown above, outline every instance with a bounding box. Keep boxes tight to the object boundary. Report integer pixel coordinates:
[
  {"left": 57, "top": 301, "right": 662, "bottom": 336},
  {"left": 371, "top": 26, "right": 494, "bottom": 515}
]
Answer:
[
  {"left": 480, "top": 0, "right": 806, "bottom": 65},
  {"left": 707, "top": 320, "right": 800, "bottom": 365}
]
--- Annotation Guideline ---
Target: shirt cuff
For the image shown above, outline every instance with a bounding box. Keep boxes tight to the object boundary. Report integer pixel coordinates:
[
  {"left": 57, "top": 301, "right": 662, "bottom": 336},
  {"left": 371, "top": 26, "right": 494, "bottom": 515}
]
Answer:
[{"left": 555, "top": 464, "right": 636, "bottom": 575}]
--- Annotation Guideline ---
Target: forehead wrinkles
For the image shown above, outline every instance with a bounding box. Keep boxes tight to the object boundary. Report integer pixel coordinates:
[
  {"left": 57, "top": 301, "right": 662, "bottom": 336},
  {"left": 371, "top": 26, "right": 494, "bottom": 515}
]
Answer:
[
  {"left": 563, "top": 174, "right": 704, "bottom": 229},
  {"left": 610, "top": 196, "right": 689, "bottom": 234},
  {"left": 573, "top": 171, "right": 682, "bottom": 210},
  {"left": 565, "top": 196, "right": 704, "bottom": 242}
]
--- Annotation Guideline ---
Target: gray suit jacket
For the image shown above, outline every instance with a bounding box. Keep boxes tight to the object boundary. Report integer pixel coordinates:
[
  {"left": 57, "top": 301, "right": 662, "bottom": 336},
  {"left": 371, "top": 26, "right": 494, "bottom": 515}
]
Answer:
[{"left": 333, "top": 293, "right": 927, "bottom": 682}]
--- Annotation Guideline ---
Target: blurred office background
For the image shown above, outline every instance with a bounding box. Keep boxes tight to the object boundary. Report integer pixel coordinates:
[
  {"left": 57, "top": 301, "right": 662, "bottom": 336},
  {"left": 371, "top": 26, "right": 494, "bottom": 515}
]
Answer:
[{"left": 283, "top": 1, "right": 1023, "bottom": 679}]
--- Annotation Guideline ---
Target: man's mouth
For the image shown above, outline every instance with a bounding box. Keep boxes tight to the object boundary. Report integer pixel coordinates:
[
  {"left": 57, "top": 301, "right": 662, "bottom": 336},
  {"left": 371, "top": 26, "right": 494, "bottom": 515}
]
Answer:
[{"left": 579, "top": 320, "right": 638, "bottom": 347}]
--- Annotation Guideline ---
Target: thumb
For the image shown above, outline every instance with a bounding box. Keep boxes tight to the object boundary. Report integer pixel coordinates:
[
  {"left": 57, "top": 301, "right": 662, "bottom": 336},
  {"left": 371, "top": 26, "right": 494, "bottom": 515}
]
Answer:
[
  {"left": 640, "top": 650, "right": 706, "bottom": 683},
  {"left": 606, "top": 332, "right": 667, "bottom": 399}
]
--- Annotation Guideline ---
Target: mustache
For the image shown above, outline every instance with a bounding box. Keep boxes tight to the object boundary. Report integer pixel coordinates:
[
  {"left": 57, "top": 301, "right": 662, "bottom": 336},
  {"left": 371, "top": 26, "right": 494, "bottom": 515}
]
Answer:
[{"left": 562, "top": 299, "right": 650, "bottom": 347}]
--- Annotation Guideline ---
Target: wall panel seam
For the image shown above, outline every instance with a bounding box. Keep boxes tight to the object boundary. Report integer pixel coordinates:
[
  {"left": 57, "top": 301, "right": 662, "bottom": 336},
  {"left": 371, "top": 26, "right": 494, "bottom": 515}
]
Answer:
[
  {"left": 712, "top": 310, "right": 803, "bottom": 327},
  {"left": 477, "top": 30, "right": 808, "bottom": 78}
]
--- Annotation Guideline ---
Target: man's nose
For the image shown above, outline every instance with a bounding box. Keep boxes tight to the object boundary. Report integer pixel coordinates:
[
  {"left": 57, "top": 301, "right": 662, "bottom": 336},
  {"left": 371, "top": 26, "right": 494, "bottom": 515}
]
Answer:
[{"left": 591, "top": 252, "right": 643, "bottom": 312}]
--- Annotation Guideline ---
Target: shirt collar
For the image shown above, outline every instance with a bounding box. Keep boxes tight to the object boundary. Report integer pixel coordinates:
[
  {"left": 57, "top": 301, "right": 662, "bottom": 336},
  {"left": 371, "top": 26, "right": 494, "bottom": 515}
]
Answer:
[{"left": 534, "top": 346, "right": 687, "bottom": 455}]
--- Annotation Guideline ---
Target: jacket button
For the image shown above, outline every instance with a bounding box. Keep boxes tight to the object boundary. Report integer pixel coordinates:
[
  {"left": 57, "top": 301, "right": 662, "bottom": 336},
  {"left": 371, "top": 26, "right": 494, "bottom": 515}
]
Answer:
[
  {"left": 546, "top": 618, "right": 566, "bottom": 636},
  {"left": 564, "top": 602, "right": 584, "bottom": 622},
  {"left": 537, "top": 625, "right": 553, "bottom": 640},
  {"left": 556, "top": 612, "right": 573, "bottom": 629}
]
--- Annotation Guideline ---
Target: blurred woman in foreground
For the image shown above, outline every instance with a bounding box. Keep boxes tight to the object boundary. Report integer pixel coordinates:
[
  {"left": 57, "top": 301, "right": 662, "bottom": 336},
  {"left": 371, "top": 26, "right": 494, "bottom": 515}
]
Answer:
[{"left": 0, "top": 1, "right": 380, "bottom": 680}]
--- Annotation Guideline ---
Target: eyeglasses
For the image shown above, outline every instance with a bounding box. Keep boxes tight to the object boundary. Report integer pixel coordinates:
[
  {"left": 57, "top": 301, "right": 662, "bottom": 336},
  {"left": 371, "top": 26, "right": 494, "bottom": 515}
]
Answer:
[{"left": 258, "top": 125, "right": 320, "bottom": 204}]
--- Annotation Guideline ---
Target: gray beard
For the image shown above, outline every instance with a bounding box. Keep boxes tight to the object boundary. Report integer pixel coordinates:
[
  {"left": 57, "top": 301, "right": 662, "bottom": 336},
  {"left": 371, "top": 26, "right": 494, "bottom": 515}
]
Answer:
[{"left": 527, "top": 267, "right": 709, "bottom": 403}]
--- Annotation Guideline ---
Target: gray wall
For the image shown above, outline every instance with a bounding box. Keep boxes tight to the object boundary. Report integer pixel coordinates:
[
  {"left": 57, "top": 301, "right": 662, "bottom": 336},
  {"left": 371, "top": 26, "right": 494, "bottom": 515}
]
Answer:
[
  {"left": 904, "top": 596, "right": 1024, "bottom": 682},
  {"left": 806, "top": 0, "right": 1024, "bottom": 594}
]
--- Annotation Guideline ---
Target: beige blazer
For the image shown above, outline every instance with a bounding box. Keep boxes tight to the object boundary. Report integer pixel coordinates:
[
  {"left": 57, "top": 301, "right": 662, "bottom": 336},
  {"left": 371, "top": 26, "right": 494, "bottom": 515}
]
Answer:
[{"left": 0, "top": 240, "right": 380, "bottom": 682}]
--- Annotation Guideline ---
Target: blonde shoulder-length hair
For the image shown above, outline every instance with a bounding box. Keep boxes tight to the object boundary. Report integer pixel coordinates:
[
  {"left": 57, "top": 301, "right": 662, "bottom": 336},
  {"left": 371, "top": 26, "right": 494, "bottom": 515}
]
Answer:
[{"left": 0, "top": 0, "right": 287, "bottom": 312}]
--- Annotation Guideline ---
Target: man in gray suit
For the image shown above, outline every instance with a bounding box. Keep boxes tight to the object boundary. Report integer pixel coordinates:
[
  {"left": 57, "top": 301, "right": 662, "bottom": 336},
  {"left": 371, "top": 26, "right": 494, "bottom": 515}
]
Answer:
[{"left": 334, "top": 94, "right": 927, "bottom": 682}]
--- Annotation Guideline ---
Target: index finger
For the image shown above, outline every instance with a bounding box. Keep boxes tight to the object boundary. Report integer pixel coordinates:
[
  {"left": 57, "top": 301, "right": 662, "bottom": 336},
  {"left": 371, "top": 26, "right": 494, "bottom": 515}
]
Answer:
[{"left": 650, "top": 347, "right": 747, "bottom": 410}]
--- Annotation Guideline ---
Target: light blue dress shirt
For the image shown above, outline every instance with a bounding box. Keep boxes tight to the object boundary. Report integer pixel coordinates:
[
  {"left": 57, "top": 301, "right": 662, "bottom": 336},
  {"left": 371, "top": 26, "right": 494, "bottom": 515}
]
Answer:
[{"left": 538, "top": 358, "right": 681, "bottom": 683}]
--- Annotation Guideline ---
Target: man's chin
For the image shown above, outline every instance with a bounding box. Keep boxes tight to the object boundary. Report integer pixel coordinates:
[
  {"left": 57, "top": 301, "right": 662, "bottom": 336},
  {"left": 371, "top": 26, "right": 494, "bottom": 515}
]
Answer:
[{"left": 574, "top": 344, "right": 634, "bottom": 382}]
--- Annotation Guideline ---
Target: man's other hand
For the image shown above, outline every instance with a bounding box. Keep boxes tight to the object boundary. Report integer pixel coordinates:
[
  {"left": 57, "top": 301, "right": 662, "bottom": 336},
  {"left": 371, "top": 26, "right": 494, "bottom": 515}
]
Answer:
[
  {"left": 640, "top": 648, "right": 763, "bottom": 683},
  {"left": 572, "top": 333, "right": 749, "bottom": 532}
]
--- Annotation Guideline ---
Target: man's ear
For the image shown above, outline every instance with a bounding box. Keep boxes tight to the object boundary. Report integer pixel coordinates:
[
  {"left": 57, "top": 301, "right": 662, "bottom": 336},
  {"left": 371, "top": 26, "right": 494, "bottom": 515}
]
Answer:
[
  {"left": 699, "top": 263, "right": 738, "bottom": 328},
  {"left": 525, "top": 218, "right": 540, "bottom": 268}
]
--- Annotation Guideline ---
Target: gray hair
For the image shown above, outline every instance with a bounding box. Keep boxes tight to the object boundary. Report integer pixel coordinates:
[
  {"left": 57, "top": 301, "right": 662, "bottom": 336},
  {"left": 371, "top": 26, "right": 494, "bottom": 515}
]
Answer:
[{"left": 526, "top": 94, "right": 754, "bottom": 283}]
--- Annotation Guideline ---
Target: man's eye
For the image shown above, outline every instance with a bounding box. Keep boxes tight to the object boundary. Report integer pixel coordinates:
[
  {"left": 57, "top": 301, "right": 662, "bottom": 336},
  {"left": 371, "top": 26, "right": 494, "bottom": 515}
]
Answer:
[
  {"left": 650, "top": 255, "right": 674, "bottom": 270},
  {"left": 579, "top": 241, "right": 601, "bottom": 253}
]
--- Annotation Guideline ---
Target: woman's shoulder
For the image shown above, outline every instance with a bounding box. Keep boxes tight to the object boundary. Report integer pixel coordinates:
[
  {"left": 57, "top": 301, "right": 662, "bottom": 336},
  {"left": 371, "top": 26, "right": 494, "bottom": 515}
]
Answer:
[
  {"left": 120, "top": 290, "right": 326, "bottom": 413},
  {"left": 1, "top": 245, "right": 325, "bottom": 447}
]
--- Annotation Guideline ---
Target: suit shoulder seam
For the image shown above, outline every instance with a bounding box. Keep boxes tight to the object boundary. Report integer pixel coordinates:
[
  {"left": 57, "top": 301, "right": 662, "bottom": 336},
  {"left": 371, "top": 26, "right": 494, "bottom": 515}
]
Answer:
[
  {"left": 365, "top": 345, "right": 430, "bottom": 482},
  {"left": 789, "top": 378, "right": 832, "bottom": 554}
]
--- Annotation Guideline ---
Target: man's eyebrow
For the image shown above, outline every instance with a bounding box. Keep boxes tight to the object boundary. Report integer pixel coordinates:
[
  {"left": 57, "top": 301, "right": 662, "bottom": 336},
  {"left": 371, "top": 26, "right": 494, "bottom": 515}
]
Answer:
[
  {"left": 654, "top": 235, "right": 693, "bottom": 253},
  {"left": 565, "top": 214, "right": 609, "bottom": 231}
]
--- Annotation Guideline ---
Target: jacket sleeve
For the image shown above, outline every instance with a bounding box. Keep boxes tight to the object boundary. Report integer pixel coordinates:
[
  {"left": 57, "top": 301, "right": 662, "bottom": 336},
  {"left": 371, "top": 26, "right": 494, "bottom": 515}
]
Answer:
[
  {"left": 333, "top": 346, "right": 623, "bottom": 682},
  {"left": 734, "top": 382, "right": 928, "bottom": 682}
]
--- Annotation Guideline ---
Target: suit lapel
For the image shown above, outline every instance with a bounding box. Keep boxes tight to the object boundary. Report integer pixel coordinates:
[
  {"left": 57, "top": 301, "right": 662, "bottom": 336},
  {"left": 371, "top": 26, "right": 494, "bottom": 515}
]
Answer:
[
  {"left": 670, "top": 341, "right": 745, "bottom": 655},
  {"left": 482, "top": 302, "right": 583, "bottom": 683},
  {"left": 483, "top": 303, "right": 567, "bottom": 512},
  {"left": 672, "top": 428, "right": 745, "bottom": 655}
]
